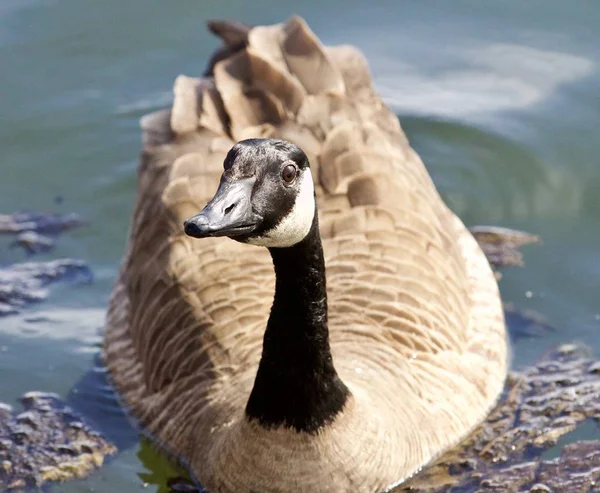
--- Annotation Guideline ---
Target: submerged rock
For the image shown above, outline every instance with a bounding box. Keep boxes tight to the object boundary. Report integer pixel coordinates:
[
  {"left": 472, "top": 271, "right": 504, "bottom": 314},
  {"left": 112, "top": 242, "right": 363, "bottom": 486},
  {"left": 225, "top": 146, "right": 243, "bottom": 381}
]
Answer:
[
  {"left": 0, "top": 212, "right": 84, "bottom": 235},
  {"left": 0, "top": 392, "right": 116, "bottom": 492},
  {"left": 469, "top": 225, "right": 541, "bottom": 275},
  {"left": 0, "top": 259, "right": 93, "bottom": 316},
  {"left": 1, "top": 211, "right": 85, "bottom": 255},
  {"left": 504, "top": 302, "right": 556, "bottom": 340},
  {"left": 9, "top": 231, "right": 55, "bottom": 255}
]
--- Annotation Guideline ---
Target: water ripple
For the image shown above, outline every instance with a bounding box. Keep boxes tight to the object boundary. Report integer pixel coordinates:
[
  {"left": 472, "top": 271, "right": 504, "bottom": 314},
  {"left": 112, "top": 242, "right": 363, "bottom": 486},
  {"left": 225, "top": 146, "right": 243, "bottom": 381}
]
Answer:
[{"left": 378, "top": 43, "right": 594, "bottom": 120}]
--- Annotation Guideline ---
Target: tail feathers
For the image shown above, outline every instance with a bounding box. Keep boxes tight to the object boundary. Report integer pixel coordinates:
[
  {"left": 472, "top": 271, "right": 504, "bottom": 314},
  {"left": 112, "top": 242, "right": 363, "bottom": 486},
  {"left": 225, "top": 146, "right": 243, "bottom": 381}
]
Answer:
[
  {"left": 168, "top": 16, "right": 359, "bottom": 145},
  {"left": 204, "top": 20, "right": 251, "bottom": 76},
  {"left": 207, "top": 20, "right": 251, "bottom": 47}
]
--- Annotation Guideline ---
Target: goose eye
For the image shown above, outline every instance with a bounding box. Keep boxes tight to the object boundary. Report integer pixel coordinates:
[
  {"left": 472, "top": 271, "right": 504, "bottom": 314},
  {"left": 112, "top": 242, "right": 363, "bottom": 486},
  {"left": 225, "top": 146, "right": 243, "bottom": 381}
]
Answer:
[{"left": 281, "top": 164, "right": 297, "bottom": 184}]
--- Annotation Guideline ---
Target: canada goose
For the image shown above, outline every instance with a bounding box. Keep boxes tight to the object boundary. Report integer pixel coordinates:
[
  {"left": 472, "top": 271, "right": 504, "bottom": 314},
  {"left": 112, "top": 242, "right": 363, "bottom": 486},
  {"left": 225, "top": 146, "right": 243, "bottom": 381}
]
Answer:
[{"left": 105, "top": 16, "right": 508, "bottom": 493}]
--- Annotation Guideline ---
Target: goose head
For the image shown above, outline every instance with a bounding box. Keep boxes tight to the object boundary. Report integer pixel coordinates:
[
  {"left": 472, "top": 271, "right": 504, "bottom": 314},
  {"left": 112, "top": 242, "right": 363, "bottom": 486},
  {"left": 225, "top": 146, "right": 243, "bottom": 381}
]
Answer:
[{"left": 184, "top": 138, "right": 316, "bottom": 248}]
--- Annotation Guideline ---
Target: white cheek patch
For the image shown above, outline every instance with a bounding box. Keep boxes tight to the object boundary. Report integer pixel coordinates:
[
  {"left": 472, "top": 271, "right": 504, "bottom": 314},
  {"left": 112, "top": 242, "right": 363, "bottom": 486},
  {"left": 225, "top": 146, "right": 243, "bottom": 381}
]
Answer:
[{"left": 247, "top": 170, "right": 315, "bottom": 248}]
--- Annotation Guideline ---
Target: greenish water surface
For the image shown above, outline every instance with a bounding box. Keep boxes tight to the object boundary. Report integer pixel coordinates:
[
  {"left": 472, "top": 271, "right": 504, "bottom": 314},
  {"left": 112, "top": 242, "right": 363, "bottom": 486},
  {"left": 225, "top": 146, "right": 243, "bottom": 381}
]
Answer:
[{"left": 1, "top": 1, "right": 599, "bottom": 491}]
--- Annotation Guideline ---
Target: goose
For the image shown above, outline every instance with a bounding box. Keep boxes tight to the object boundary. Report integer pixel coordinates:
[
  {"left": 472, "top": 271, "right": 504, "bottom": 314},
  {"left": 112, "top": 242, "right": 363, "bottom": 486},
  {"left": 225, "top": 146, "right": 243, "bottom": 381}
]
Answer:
[{"left": 105, "top": 16, "right": 509, "bottom": 493}]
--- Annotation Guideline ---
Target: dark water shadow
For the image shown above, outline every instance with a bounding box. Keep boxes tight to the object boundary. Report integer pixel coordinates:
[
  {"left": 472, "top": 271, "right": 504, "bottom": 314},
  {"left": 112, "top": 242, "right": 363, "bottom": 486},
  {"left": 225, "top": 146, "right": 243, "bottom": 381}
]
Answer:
[
  {"left": 65, "top": 352, "right": 205, "bottom": 491},
  {"left": 65, "top": 353, "right": 139, "bottom": 451},
  {"left": 505, "top": 303, "right": 555, "bottom": 343}
]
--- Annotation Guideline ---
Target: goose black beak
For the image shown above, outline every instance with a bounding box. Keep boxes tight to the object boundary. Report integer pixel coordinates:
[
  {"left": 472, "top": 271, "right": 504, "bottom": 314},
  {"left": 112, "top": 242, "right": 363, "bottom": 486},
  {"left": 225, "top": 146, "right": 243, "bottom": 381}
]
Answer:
[{"left": 184, "top": 177, "right": 260, "bottom": 239}]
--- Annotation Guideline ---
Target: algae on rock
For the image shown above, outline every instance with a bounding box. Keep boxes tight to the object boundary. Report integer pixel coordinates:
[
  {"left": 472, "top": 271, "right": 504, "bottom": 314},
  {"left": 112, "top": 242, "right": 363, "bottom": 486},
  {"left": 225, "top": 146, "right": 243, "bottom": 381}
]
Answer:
[{"left": 0, "top": 392, "right": 116, "bottom": 492}]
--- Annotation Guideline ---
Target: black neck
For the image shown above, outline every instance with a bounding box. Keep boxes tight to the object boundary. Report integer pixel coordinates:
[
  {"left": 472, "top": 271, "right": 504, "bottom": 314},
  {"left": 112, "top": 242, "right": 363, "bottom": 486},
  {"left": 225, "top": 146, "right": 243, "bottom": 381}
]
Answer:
[{"left": 245, "top": 212, "right": 350, "bottom": 433}]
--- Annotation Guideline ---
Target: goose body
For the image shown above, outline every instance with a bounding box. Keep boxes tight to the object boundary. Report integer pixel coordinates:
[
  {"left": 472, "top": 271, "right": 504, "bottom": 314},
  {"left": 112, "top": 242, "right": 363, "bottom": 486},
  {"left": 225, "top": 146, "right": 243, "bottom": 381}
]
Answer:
[{"left": 104, "top": 17, "right": 507, "bottom": 493}]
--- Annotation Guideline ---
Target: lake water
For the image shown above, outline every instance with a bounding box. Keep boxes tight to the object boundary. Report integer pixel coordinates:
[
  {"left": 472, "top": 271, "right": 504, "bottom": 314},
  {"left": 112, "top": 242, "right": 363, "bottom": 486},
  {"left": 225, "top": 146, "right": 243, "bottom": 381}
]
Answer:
[{"left": 1, "top": 1, "right": 599, "bottom": 491}]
